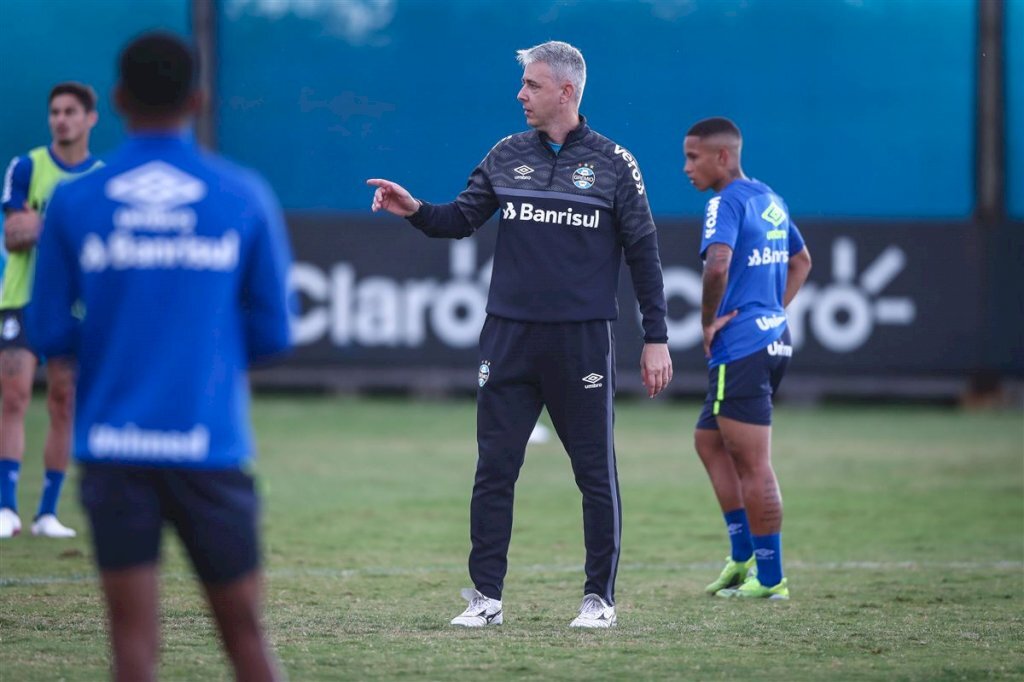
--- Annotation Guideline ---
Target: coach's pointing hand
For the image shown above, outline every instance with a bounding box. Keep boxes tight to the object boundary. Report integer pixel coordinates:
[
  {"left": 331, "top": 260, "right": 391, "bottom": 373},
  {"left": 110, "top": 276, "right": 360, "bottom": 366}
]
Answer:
[{"left": 367, "top": 178, "right": 421, "bottom": 217}]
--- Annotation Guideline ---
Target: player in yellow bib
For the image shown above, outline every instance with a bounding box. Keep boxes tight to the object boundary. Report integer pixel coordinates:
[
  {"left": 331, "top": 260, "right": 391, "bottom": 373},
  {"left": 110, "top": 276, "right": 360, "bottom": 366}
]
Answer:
[{"left": 0, "top": 82, "right": 102, "bottom": 538}]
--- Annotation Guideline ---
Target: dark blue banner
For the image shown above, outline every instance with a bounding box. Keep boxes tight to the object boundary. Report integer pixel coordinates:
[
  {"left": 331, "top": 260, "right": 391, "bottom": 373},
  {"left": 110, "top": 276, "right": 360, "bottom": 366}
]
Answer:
[{"left": 283, "top": 216, "right": 1019, "bottom": 382}]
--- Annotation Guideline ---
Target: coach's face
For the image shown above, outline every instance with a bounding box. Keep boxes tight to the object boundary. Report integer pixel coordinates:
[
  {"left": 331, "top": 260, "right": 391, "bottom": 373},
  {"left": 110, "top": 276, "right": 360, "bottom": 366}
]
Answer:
[
  {"left": 49, "top": 94, "right": 97, "bottom": 147},
  {"left": 683, "top": 136, "right": 723, "bottom": 192},
  {"left": 518, "top": 62, "right": 565, "bottom": 132}
]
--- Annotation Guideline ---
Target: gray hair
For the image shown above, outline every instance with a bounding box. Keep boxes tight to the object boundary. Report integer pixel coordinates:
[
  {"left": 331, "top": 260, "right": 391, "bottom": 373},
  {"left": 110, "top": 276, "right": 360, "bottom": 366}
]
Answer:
[{"left": 516, "top": 40, "right": 586, "bottom": 105}]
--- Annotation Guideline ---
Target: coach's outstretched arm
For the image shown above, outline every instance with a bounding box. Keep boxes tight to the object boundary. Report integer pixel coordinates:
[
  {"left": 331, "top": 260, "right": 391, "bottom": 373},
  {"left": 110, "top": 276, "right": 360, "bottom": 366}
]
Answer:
[
  {"left": 368, "top": 169, "right": 498, "bottom": 240},
  {"left": 367, "top": 177, "right": 475, "bottom": 237},
  {"left": 369, "top": 156, "right": 500, "bottom": 238},
  {"left": 367, "top": 178, "right": 419, "bottom": 217}
]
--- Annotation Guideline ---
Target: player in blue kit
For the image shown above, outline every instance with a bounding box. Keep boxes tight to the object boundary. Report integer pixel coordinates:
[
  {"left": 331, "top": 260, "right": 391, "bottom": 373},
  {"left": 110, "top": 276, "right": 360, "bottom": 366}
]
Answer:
[
  {"left": 26, "top": 33, "right": 290, "bottom": 680},
  {"left": 683, "top": 117, "right": 812, "bottom": 599},
  {"left": 369, "top": 41, "right": 672, "bottom": 627}
]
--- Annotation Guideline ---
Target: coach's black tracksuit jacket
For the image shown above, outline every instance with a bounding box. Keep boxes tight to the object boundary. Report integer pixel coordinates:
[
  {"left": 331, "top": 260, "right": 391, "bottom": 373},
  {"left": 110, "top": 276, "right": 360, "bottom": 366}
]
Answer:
[{"left": 408, "top": 117, "right": 667, "bottom": 605}]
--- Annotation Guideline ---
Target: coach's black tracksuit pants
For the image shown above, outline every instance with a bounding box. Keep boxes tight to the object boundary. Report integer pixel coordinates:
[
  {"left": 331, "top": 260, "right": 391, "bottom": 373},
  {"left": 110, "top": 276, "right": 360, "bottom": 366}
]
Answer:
[{"left": 470, "top": 315, "right": 621, "bottom": 605}]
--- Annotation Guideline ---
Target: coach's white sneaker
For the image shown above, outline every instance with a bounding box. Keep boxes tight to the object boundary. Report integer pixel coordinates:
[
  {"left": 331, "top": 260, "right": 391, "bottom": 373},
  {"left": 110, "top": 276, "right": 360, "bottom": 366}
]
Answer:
[
  {"left": 0, "top": 508, "right": 22, "bottom": 538},
  {"left": 570, "top": 593, "right": 616, "bottom": 628},
  {"left": 450, "top": 588, "right": 503, "bottom": 627},
  {"left": 30, "top": 514, "right": 77, "bottom": 538}
]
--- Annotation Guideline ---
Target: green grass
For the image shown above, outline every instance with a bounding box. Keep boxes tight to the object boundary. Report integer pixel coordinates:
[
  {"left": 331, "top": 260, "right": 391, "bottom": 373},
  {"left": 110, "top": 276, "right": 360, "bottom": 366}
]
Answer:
[{"left": 1, "top": 396, "right": 1022, "bottom": 680}]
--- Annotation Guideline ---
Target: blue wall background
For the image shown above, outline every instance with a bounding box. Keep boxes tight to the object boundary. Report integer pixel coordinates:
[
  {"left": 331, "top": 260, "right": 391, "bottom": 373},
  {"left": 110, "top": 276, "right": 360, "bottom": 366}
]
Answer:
[
  {"left": 0, "top": 0, "right": 190, "bottom": 173},
  {"left": 218, "top": 0, "right": 977, "bottom": 218},
  {"left": 0, "top": 0, "right": 1017, "bottom": 221}
]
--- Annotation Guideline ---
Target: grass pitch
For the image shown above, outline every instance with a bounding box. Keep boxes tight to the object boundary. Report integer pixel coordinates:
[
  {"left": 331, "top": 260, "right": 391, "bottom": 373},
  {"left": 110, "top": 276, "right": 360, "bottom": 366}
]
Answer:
[{"left": 1, "top": 396, "right": 1021, "bottom": 680}]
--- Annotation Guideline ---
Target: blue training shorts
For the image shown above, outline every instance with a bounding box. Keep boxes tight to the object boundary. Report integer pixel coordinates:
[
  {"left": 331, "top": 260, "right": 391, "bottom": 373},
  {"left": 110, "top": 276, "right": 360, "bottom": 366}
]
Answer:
[
  {"left": 0, "top": 308, "right": 31, "bottom": 353},
  {"left": 0, "top": 307, "right": 49, "bottom": 363},
  {"left": 696, "top": 327, "right": 792, "bottom": 429},
  {"left": 79, "top": 463, "right": 261, "bottom": 584}
]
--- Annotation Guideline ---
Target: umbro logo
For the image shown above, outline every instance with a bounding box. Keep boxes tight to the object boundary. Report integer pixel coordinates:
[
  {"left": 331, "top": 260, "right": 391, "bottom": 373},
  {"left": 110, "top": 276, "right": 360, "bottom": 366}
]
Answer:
[
  {"left": 106, "top": 161, "right": 207, "bottom": 210},
  {"left": 582, "top": 373, "right": 604, "bottom": 389},
  {"left": 513, "top": 165, "right": 534, "bottom": 180}
]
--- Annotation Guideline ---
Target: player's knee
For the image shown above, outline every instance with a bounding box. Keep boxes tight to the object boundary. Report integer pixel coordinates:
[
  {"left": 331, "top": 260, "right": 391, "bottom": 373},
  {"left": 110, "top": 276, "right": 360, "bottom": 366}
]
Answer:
[
  {"left": 216, "top": 599, "right": 263, "bottom": 645},
  {"left": 728, "top": 449, "right": 760, "bottom": 478},
  {"left": 735, "top": 456, "right": 773, "bottom": 483},
  {"left": 0, "top": 384, "right": 31, "bottom": 416},
  {"left": 730, "top": 457, "right": 752, "bottom": 480},
  {"left": 694, "top": 431, "right": 722, "bottom": 461},
  {"left": 46, "top": 386, "right": 74, "bottom": 421}
]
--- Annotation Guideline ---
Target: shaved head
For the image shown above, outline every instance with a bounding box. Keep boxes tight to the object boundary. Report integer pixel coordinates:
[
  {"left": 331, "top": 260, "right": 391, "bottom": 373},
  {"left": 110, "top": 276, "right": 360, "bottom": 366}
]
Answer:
[
  {"left": 687, "top": 117, "right": 742, "bottom": 141},
  {"left": 683, "top": 117, "right": 745, "bottom": 193},
  {"left": 687, "top": 117, "right": 742, "bottom": 155}
]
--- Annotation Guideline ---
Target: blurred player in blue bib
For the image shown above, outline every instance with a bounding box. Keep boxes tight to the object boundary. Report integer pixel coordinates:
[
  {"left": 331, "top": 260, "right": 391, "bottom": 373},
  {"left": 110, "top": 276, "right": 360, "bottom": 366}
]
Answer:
[
  {"left": 683, "top": 118, "right": 812, "bottom": 599},
  {"left": 1, "top": 82, "right": 103, "bottom": 539},
  {"left": 26, "top": 33, "right": 291, "bottom": 680}
]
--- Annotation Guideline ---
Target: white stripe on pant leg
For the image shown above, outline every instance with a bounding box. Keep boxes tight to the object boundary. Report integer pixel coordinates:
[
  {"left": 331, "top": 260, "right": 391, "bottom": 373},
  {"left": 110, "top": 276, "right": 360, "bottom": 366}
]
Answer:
[{"left": 604, "top": 320, "right": 620, "bottom": 605}]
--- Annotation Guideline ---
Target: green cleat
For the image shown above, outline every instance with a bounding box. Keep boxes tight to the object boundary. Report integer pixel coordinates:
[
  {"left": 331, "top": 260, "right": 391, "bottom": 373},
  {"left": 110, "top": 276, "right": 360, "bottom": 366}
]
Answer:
[
  {"left": 704, "top": 556, "right": 756, "bottom": 595},
  {"left": 717, "top": 575, "right": 789, "bottom": 600}
]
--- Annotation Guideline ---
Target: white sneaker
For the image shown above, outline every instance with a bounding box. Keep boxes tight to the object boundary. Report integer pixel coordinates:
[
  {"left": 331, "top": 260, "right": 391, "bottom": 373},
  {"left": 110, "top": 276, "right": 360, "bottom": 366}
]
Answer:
[
  {"left": 570, "top": 593, "right": 616, "bottom": 628},
  {"left": 0, "top": 508, "right": 22, "bottom": 538},
  {"left": 30, "top": 514, "right": 77, "bottom": 538},
  {"left": 450, "top": 588, "right": 503, "bottom": 627}
]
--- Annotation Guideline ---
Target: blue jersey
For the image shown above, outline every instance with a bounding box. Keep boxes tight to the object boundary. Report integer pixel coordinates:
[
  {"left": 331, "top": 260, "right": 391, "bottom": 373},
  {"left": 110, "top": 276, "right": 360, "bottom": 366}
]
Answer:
[
  {"left": 699, "top": 178, "right": 805, "bottom": 368},
  {"left": 26, "top": 132, "right": 293, "bottom": 469}
]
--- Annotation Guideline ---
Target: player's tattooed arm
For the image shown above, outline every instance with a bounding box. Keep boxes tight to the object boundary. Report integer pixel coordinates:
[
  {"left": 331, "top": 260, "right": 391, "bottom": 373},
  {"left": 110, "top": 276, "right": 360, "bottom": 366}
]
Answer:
[
  {"left": 3, "top": 207, "right": 42, "bottom": 252},
  {"left": 700, "top": 243, "right": 737, "bottom": 358},
  {"left": 701, "top": 244, "right": 732, "bottom": 327}
]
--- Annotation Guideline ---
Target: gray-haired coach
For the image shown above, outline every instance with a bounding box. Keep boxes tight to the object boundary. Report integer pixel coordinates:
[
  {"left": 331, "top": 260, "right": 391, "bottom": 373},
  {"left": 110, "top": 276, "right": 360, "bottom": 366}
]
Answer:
[{"left": 368, "top": 40, "right": 671, "bottom": 628}]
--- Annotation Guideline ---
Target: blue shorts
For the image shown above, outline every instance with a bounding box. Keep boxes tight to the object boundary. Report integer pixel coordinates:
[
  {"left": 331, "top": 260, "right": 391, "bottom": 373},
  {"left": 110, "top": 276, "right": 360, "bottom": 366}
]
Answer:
[
  {"left": 696, "top": 328, "right": 792, "bottom": 429},
  {"left": 79, "top": 463, "right": 261, "bottom": 584},
  {"left": 0, "top": 307, "right": 49, "bottom": 362},
  {"left": 0, "top": 308, "right": 31, "bottom": 353}
]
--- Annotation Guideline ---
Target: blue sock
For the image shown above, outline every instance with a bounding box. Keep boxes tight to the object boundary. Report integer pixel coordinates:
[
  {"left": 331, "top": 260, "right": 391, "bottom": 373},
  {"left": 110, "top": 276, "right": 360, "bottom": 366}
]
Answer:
[
  {"left": 723, "top": 508, "right": 753, "bottom": 561},
  {"left": 0, "top": 459, "right": 20, "bottom": 512},
  {"left": 36, "top": 470, "right": 66, "bottom": 518},
  {"left": 752, "top": 533, "right": 784, "bottom": 587}
]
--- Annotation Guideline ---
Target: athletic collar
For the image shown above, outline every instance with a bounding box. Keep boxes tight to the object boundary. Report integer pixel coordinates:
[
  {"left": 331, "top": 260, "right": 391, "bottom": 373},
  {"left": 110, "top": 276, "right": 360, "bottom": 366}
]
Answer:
[
  {"left": 126, "top": 129, "right": 194, "bottom": 145},
  {"left": 46, "top": 146, "right": 98, "bottom": 173},
  {"left": 537, "top": 114, "right": 590, "bottom": 150}
]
